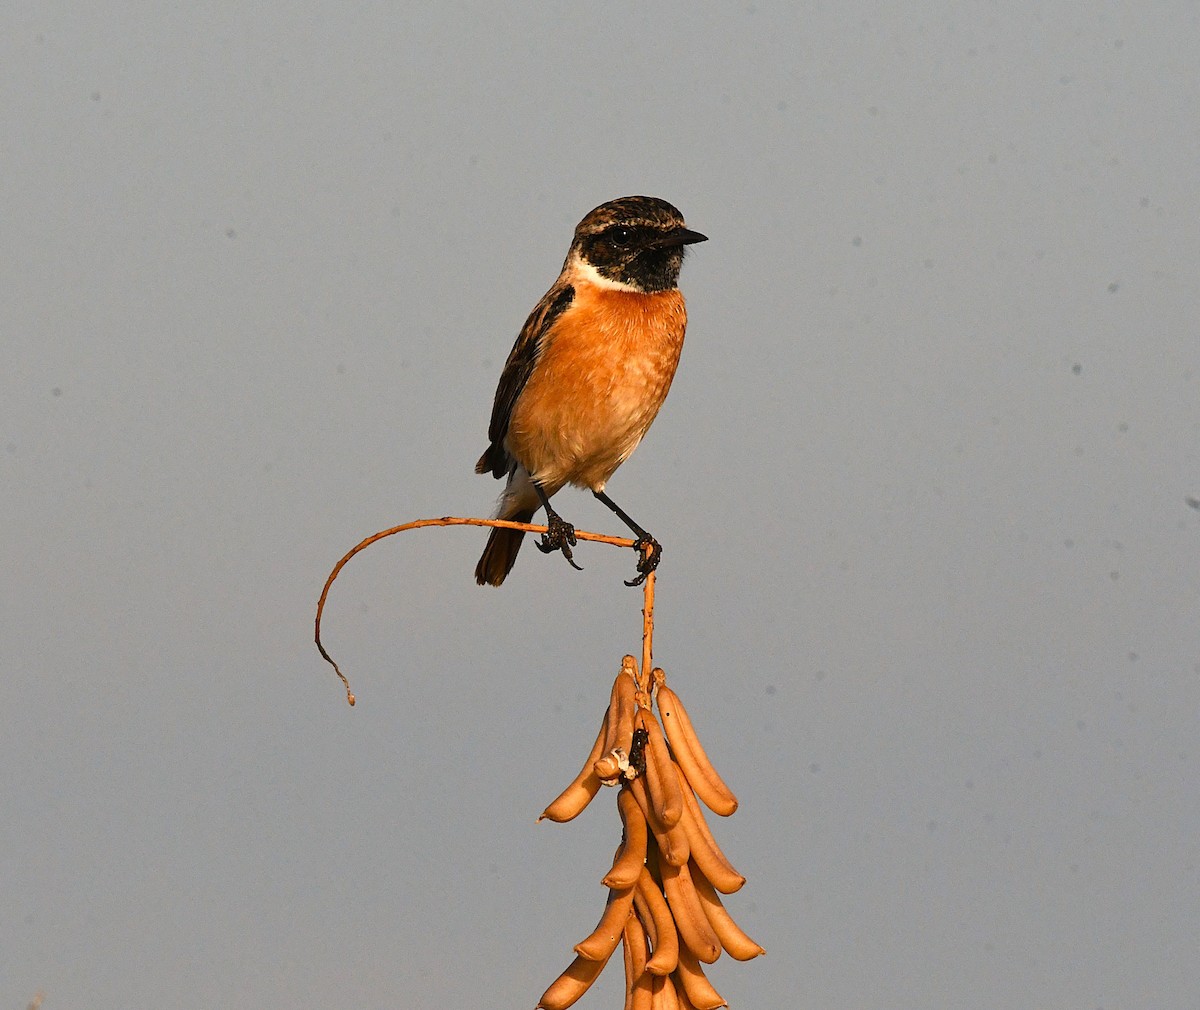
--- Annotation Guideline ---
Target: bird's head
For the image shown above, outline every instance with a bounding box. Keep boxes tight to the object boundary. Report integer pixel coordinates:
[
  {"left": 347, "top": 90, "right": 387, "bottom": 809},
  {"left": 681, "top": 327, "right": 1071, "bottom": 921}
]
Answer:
[{"left": 568, "top": 196, "right": 707, "bottom": 293}]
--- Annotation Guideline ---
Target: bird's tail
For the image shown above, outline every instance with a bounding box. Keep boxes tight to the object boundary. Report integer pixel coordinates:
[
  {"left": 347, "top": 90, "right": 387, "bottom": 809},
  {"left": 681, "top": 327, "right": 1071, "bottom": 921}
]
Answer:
[{"left": 475, "top": 507, "right": 535, "bottom": 586}]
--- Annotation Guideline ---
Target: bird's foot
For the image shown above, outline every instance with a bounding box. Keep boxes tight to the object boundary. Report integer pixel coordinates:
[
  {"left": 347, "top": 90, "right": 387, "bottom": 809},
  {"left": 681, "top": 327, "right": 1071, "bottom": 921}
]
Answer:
[
  {"left": 624, "top": 535, "right": 661, "bottom": 587},
  {"left": 536, "top": 512, "right": 582, "bottom": 571}
]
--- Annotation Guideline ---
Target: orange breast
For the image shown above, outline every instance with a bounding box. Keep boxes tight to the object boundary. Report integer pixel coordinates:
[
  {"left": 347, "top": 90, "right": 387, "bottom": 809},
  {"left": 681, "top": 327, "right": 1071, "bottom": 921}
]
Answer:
[{"left": 507, "top": 284, "right": 687, "bottom": 492}]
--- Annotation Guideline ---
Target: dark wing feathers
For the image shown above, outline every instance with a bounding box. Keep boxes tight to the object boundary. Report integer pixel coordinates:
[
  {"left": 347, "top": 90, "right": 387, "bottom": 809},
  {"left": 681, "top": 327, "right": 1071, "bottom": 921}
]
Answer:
[{"left": 476, "top": 282, "right": 575, "bottom": 478}]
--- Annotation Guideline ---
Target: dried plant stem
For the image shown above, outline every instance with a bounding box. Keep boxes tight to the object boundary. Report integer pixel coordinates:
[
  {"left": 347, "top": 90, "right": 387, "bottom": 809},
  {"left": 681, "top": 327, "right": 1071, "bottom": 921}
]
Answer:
[
  {"left": 315, "top": 516, "right": 650, "bottom": 705},
  {"left": 640, "top": 562, "right": 656, "bottom": 695}
]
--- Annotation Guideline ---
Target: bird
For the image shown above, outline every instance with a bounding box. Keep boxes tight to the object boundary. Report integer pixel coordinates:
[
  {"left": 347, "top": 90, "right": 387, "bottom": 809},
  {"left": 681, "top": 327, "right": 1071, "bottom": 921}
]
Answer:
[{"left": 474, "top": 195, "right": 706, "bottom": 587}]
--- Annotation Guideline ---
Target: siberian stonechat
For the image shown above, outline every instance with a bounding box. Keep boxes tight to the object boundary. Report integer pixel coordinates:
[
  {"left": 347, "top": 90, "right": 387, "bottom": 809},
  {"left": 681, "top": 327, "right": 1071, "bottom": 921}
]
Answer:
[{"left": 475, "top": 195, "right": 706, "bottom": 586}]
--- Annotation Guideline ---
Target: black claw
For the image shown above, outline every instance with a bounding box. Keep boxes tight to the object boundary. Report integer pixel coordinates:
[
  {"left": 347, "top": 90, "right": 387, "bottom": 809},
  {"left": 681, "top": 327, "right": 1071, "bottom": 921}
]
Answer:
[
  {"left": 624, "top": 535, "right": 662, "bottom": 587},
  {"left": 536, "top": 512, "right": 583, "bottom": 571}
]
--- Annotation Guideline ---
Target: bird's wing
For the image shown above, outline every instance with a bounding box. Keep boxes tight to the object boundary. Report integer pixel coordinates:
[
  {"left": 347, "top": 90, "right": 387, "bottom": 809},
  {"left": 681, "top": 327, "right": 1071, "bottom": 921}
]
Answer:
[{"left": 476, "top": 280, "right": 575, "bottom": 478}]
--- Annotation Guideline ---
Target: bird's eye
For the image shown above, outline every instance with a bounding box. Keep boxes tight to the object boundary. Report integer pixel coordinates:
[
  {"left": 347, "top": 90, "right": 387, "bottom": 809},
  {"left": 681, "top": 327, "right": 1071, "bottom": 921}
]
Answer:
[{"left": 608, "top": 226, "right": 633, "bottom": 247}]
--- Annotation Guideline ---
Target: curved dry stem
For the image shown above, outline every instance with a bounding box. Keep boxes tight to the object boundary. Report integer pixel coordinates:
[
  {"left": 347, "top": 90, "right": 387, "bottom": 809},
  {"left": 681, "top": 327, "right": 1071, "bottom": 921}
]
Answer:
[{"left": 315, "top": 516, "right": 653, "bottom": 705}]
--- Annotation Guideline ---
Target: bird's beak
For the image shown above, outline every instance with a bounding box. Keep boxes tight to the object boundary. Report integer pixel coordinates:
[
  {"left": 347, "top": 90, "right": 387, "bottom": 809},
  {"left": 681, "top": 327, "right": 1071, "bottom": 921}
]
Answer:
[{"left": 649, "top": 227, "right": 708, "bottom": 248}]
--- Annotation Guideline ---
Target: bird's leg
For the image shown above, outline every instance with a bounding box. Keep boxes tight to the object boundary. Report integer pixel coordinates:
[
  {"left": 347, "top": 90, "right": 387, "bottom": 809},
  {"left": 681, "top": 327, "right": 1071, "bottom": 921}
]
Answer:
[
  {"left": 593, "top": 490, "right": 661, "bottom": 586},
  {"left": 533, "top": 484, "right": 582, "bottom": 571}
]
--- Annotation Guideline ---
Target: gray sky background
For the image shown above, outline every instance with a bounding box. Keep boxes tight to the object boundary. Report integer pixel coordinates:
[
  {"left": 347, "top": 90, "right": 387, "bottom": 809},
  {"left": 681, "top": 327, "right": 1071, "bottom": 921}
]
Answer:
[{"left": 4, "top": 3, "right": 1198, "bottom": 1008}]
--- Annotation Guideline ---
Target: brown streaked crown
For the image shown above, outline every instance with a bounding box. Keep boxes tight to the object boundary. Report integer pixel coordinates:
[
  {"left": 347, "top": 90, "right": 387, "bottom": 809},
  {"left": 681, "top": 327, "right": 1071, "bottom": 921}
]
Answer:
[{"left": 568, "top": 195, "right": 707, "bottom": 293}]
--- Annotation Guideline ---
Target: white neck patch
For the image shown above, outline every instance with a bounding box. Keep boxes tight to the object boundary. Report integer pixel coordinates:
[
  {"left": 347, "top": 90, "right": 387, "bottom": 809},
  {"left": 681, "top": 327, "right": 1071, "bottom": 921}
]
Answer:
[{"left": 570, "top": 256, "right": 644, "bottom": 293}]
